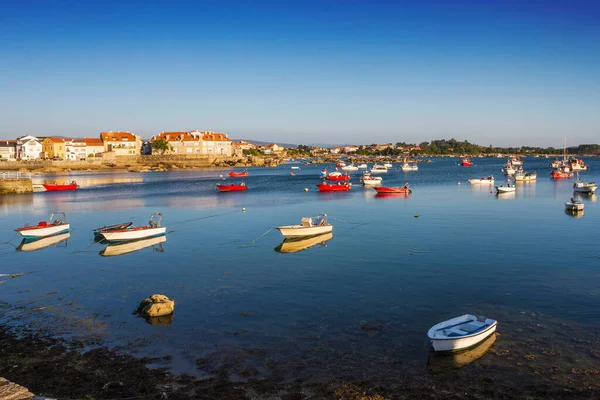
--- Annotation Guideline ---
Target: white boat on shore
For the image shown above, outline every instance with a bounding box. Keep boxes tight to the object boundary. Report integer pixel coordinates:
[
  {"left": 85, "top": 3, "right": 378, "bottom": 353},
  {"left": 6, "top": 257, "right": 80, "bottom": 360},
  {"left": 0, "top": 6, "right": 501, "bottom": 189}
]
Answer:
[
  {"left": 428, "top": 314, "right": 497, "bottom": 352},
  {"left": 468, "top": 176, "right": 494, "bottom": 185},
  {"left": 98, "top": 212, "right": 167, "bottom": 242},
  {"left": 276, "top": 214, "right": 332, "bottom": 238},
  {"left": 14, "top": 212, "right": 70, "bottom": 239},
  {"left": 496, "top": 184, "right": 516, "bottom": 194},
  {"left": 565, "top": 198, "right": 584, "bottom": 211}
]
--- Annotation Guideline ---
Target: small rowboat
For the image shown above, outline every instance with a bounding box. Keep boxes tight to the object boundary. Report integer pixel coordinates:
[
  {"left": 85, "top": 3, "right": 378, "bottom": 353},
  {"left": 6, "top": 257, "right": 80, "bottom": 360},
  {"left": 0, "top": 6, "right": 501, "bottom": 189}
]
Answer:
[
  {"left": 276, "top": 214, "right": 332, "bottom": 238},
  {"left": 374, "top": 185, "right": 411, "bottom": 194},
  {"left": 565, "top": 198, "right": 584, "bottom": 211},
  {"left": 428, "top": 314, "right": 497, "bottom": 352},
  {"left": 228, "top": 170, "right": 248, "bottom": 177},
  {"left": 42, "top": 181, "right": 78, "bottom": 191},
  {"left": 97, "top": 212, "right": 166, "bottom": 242},
  {"left": 14, "top": 212, "right": 70, "bottom": 239},
  {"left": 316, "top": 183, "right": 351, "bottom": 192},
  {"left": 217, "top": 182, "right": 247, "bottom": 192},
  {"left": 468, "top": 177, "right": 494, "bottom": 185}
]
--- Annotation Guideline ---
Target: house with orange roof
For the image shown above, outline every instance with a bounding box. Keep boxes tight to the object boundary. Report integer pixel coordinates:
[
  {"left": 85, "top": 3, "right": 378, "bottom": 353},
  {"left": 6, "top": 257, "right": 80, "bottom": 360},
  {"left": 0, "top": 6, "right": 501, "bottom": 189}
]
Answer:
[
  {"left": 64, "top": 138, "right": 88, "bottom": 160},
  {"left": 149, "top": 131, "right": 204, "bottom": 154},
  {"left": 260, "top": 143, "right": 284, "bottom": 155},
  {"left": 200, "top": 131, "right": 233, "bottom": 156},
  {"left": 100, "top": 131, "right": 142, "bottom": 156},
  {"left": 42, "top": 137, "right": 66, "bottom": 160},
  {"left": 84, "top": 138, "right": 105, "bottom": 157}
]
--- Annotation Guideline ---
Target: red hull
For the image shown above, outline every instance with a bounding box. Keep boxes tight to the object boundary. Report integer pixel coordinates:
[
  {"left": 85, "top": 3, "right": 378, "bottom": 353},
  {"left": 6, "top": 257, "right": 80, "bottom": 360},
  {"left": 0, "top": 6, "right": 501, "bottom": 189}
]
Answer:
[
  {"left": 229, "top": 171, "right": 248, "bottom": 177},
  {"left": 316, "top": 183, "right": 351, "bottom": 192},
  {"left": 327, "top": 175, "right": 350, "bottom": 181},
  {"left": 374, "top": 186, "right": 412, "bottom": 194},
  {"left": 217, "top": 184, "right": 247, "bottom": 192},
  {"left": 551, "top": 171, "right": 574, "bottom": 179},
  {"left": 42, "top": 184, "right": 78, "bottom": 191}
]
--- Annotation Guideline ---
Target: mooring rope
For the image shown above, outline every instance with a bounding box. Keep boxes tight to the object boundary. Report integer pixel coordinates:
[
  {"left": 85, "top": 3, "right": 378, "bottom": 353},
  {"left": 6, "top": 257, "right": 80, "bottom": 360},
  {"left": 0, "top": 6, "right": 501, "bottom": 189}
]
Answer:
[
  {"left": 169, "top": 209, "right": 241, "bottom": 226},
  {"left": 237, "top": 227, "right": 274, "bottom": 248}
]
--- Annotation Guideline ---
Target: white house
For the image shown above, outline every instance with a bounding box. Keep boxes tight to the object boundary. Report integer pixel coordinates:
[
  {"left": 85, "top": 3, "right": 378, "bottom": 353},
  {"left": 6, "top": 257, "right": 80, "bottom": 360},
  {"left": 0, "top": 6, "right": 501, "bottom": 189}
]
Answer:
[
  {"left": 0, "top": 140, "right": 17, "bottom": 160},
  {"left": 16, "top": 135, "right": 43, "bottom": 160}
]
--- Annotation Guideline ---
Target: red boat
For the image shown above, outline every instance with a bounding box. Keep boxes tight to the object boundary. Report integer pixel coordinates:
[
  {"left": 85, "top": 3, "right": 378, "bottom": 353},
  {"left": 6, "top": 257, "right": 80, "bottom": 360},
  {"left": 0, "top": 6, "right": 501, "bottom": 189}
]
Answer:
[
  {"left": 216, "top": 182, "right": 247, "bottom": 192},
  {"left": 228, "top": 170, "right": 248, "bottom": 177},
  {"left": 460, "top": 157, "right": 473, "bottom": 167},
  {"left": 316, "top": 183, "right": 351, "bottom": 192},
  {"left": 551, "top": 169, "right": 574, "bottom": 179},
  {"left": 373, "top": 185, "right": 412, "bottom": 194},
  {"left": 327, "top": 174, "right": 350, "bottom": 182},
  {"left": 42, "top": 181, "right": 78, "bottom": 191}
]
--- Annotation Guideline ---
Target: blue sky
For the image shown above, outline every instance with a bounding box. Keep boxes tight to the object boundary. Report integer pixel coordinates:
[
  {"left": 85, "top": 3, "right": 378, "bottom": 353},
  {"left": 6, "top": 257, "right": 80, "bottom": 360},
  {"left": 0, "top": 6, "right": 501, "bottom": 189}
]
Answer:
[{"left": 1, "top": 0, "right": 598, "bottom": 147}]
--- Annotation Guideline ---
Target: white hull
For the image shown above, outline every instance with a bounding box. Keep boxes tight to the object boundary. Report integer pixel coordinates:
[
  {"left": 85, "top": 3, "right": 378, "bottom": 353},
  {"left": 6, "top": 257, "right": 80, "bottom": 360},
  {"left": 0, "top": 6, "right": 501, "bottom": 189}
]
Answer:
[
  {"left": 573, "top": 183, "right": 597, "bottom": 194},
  {"left": 16, "top": 224, "right": 70, "bottom": 239},
  {"left": 514, "top": 173, "right": 537, "bottom": 181},
  {"left": 276, "top": 224, "right": 332, "bottom": 238},
  {"left": 496, "top": 186, "right": 515, "bottom": 193},
  {"left": 428, "top": 314, "right": 498, "bottom": 352},
  {"left": 565, "top": 202, "right": 584, "bottom": 211},
  {"left": 362, "top": 179, "right": 382, "bottom": 186},
  {"left": 571, "top": 165, "right": 587, "bottom": 171},
  {"left": 401, "top": 164, "right": 418, "bottom": 171},
  {"left": 469, "top": 179, "right": 494, "bottom": 185},
  {"left": 370, "top": 166, "right": 388, "bottom": 174},
  {"left": 357, "top": 164, "right": 368, "bottom": 169},
  {"left": 100, "top": 227, "right": 167, "bottom": 242},
  {"left": 341, "top": 165, "right": 358, "bottom": 171}
]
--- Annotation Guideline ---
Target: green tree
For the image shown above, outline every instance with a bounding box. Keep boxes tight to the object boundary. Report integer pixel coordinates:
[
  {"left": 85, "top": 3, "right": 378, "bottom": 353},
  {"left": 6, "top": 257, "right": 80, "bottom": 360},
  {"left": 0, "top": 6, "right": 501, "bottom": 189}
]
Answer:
[{"left": 152, "top": 138, "right": 173, "bottom": 155}]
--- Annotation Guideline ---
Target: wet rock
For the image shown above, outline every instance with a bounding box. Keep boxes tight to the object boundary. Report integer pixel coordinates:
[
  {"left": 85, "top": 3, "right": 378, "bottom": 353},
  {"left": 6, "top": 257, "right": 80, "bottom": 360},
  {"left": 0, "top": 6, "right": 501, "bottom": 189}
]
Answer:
[
  {"left": 0, "top": 376, "right": 36, "bottom": 400},
  {"left": 136, "top": 294, "right": 175, "bottom": 318}
]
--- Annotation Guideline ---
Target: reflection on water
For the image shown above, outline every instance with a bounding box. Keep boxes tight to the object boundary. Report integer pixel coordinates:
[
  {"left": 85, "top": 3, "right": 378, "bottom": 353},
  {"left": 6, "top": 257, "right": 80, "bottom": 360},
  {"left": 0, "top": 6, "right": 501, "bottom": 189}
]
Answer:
[
  {"left": 564, "top": 209, "right": 584, "bottom": 218},
  {"left": 495, "top": 191, "right": 515, "bottom": 199},
  {"left": 574, "top": 193, "right": 597, "bottom": 203},
  {"left": 274, "top": 232, "right": 333, "bottom": 253},
  {"left": 17, "top": 232, "right": 71, "bottom": 252},
  {"left": 427, "top": 333, "right": 497, "bottom": 374},
  {"left": 375, "top": 192, "right": 411, "bottom": 199},
  {"left": 143, "top": 313, "right": 174, "bottom": 326},
  {"left": 100, "top": 235, "right": 167, "bottom": 257},
  {"left": 33, "top": 176, "right": 144, "bottom": 188}
]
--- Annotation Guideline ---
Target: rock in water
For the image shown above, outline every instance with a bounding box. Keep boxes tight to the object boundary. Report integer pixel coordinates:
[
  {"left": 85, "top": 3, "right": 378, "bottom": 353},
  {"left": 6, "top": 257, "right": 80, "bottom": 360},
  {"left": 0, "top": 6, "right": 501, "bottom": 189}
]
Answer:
[{"left": 137, "top": 294, "right": 175, "bottom": 317}]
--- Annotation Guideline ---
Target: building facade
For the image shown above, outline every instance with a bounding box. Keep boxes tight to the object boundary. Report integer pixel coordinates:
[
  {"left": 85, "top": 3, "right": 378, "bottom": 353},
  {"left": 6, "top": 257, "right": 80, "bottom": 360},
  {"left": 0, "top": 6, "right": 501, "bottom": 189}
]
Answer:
[
  {"left": 16, "top": 135, "right": 43, "bottom": 160},
  {"left": 100, "top": 131, "right": 142, "bottom": 156},
  {"left": 0, "top": 140, "right": 17, "bottom": 160}
]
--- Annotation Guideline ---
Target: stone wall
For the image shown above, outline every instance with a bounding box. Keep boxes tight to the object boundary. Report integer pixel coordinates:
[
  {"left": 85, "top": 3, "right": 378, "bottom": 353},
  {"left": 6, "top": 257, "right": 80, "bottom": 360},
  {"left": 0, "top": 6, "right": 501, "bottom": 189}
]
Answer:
[{"left": 0, "top": 179, "right": 33, "bottom": 194}]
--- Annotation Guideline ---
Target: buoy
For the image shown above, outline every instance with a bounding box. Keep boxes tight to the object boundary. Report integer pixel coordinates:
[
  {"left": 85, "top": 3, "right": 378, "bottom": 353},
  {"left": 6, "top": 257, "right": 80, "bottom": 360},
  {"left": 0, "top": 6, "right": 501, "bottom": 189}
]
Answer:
[
  {"left": 414, "top": 214, "right": 419, "bottom": 218},
  {"left": 458, "top": 182, "right": 461, "bottom": 185},
  {"left": 304, "top": 188, "right": 309, "bottom": 192},
  {"left": 242, "top": 208, "right": 246, "bottom": 212}
]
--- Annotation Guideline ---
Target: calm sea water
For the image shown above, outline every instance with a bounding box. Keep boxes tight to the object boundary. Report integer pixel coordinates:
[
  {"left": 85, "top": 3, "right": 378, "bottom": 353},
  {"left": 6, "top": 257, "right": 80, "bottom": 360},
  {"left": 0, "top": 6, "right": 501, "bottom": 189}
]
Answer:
[{"left": 1, "top": 157, "right": 599, "bottom": 388}]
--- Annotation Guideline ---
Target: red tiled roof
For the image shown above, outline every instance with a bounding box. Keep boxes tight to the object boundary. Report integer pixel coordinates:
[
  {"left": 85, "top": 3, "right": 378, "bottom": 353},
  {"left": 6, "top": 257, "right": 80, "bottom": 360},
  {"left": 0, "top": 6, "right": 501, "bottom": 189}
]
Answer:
[
  {"left": 100, "top": 131, "right": 137, "bottom": 142},
  {"left": 46, "top": 137, "right": 65, "bottom": 143},
  {"left": 85, "top": 138, "right": 104, "bottom": 146},
  {"left": 202, "top": 132, "right": 231, "bottom": 142}
]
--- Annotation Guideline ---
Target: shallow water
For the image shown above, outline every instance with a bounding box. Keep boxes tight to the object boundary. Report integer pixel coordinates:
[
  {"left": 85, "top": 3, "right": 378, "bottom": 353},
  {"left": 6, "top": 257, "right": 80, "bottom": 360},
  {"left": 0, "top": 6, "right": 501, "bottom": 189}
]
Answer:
[{"left": 1, "top": 157, "right": 599, "bottom": 391}]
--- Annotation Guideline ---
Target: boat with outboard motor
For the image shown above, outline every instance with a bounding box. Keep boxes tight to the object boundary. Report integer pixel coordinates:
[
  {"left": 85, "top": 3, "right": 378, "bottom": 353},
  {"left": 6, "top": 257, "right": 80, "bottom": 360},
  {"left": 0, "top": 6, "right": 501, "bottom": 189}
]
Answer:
[
  {"left": 96, "top": 212, "right": 166, "bottom": 242},
  {"left": 14, "top": 212, "right": 70, "bottom": 239},
  {"left": 374, "top": 184, "right": 411, "bottom": 194},
  {"left": 41, "top": 181, "right": 78, "bottom": 191},
  {"left": 316, "top": 182, "right": 351, "bottom": 192},
  {"left": 276, "top": 214, "right": 332, "bottom": 238},
  {"left": 468, "top": 176, "right": 494, "bottom": 185},
  {"left": 217, "top": 182, "right": 248, "bottom": 192},
  {"left": 565, "top": 197, "right": 584, "bottom": 211}
]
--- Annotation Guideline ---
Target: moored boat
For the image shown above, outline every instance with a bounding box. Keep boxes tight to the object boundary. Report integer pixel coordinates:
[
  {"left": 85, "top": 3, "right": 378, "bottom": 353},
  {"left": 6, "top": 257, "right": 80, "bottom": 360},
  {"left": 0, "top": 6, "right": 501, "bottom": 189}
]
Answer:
[
  {"left": 460, "top": 157, "right": 473, "bottom": 167},
  {"left": 228, "top": 170, "right": 248, "bottom": 177},
  {"left": 374, "top": 184, "right": 411, "bottom": 194},
  {"left": 217, "top": 182, "right": 248, "bottom": 191},
  {"left": 357, "top": 163, "right": 368, "bottom": 169},
  {"left": 326, "top": 171, "right": 351, "bottom": 181},
  {"left": 551, "top": 168, "right": 574, "bottom": 179},
  {"left": 341, "top": 164, "right": 358, "bottom": 171},
  {"left": 276, "top": 214, "right": 332, "bottom": 238},
  {"left": 573, "top": 180, "right": 597, "bottom": 194},
  {"left": 370, "top": 165, "right": 388, "bottom": 174},
  {"left": 401, "top": 162, "right": 418, "bottom": 172},
  {"left": 565, "top": 197, "right": 584, "bottom": 211},
  {"left": 495, "top": 184, "right": 515, "bottom": 194},
  {"left": 42, "top": 181, "right": 78, "bottom": 191},
  {"left": 316, "top": 182, "right": 351, "bottom": 192},
  {"left": 14, "top": 212, "right": 70, "bottom": 239},
  {"left": 468, "top": 176, "right": 494, "bottom": 185},
  {"left": 97, "top": 212, "right": 166, "bottom": 242},
  {"left": 514, "top": 171, "right": 537, "bottom": 181},
  {"left": 427, "top": 314, "right": 497, "bottom": 352},
  {"left": 93, "top": 222, "right": 133, "bottom": 237}
]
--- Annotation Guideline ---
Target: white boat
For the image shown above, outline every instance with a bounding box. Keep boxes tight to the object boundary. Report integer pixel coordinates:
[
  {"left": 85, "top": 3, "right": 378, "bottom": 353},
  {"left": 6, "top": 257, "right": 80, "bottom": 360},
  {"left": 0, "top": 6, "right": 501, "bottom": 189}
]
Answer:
[
  {"left": 428, "top": 314, "right": 497, "bottom": 352},
  {"left": 569, "top": 158, "right": 588, "bottom": 171},
  {"left": 362, "top": 176, "right": 383, "bottom": 185},
  {"left": 370, "top": 165, "right": 388, "bottom": 174},
  {"left": 383, "top": 162, "right": 393, "bottom": 168},
  {"left": 565, "top": 198, "right": 584, "bottom": 211},
  {"left": 100, "top": 235, "right": 167, "bottom": 257},
  {"left": 468, "top": 176, "right": 494, "bottom": 185},
  {"left": 514, "top": 171, "right": 537, "bottom": 181},
  {"left": 341, "top": 164, "right": 359, "bottom": 171},
  {"left": 401, "top": 162, "right": 418, "bottom": 172},
  {"left": 17, "top": 232, "right": 71, "bottom": 252},
  {"left": 98, "top": 212, "right": 167, "bottom": 242},
  {"left": 501, "top": 164, "right": 516, "bottom": 175},
  {"left": 573, "top": 179, "right": 597, "bottom": 194},
  {"left": 357, "top": 164, "right": 368, "bottom": 169},
  {"left": 276, "top": 214, "right": 332, "bottom": 238},
  {"left": 496, "top": 184, "right": 516, "bottom": 193},
  {"left": 290, "top": 166, "right": 301, "bottom": 170},
  {"left": 14, "top": 212, "right": 70, "bottom": 239}
]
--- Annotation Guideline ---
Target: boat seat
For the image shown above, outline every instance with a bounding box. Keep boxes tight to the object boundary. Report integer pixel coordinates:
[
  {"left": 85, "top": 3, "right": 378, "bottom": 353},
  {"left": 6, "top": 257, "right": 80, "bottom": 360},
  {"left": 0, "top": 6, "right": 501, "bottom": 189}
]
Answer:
[{"left": 445, "top": 327, "right": 469, "bottom": 337}]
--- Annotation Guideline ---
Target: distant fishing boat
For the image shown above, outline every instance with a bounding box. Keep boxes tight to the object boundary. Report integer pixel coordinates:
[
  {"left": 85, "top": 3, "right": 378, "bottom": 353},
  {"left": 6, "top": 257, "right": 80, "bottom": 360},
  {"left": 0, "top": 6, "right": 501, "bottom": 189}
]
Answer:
[
  {"left": 228, "top": 170, "right": 248, "bottom": 177},
  {"left": 316, "top": 182, "right": 351, "bottom": 192},
  {"left": 460, "top": 157, "right": 473, "bottom": 167},
  {"left": 217, "top": 182, "right": 248, "bottom": 192},
  {"left": 468, "top": 176, "right": 494, "bottom": 185},
  {"left": 374, "top": 184, "right": 411, "bottom": 194}
]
